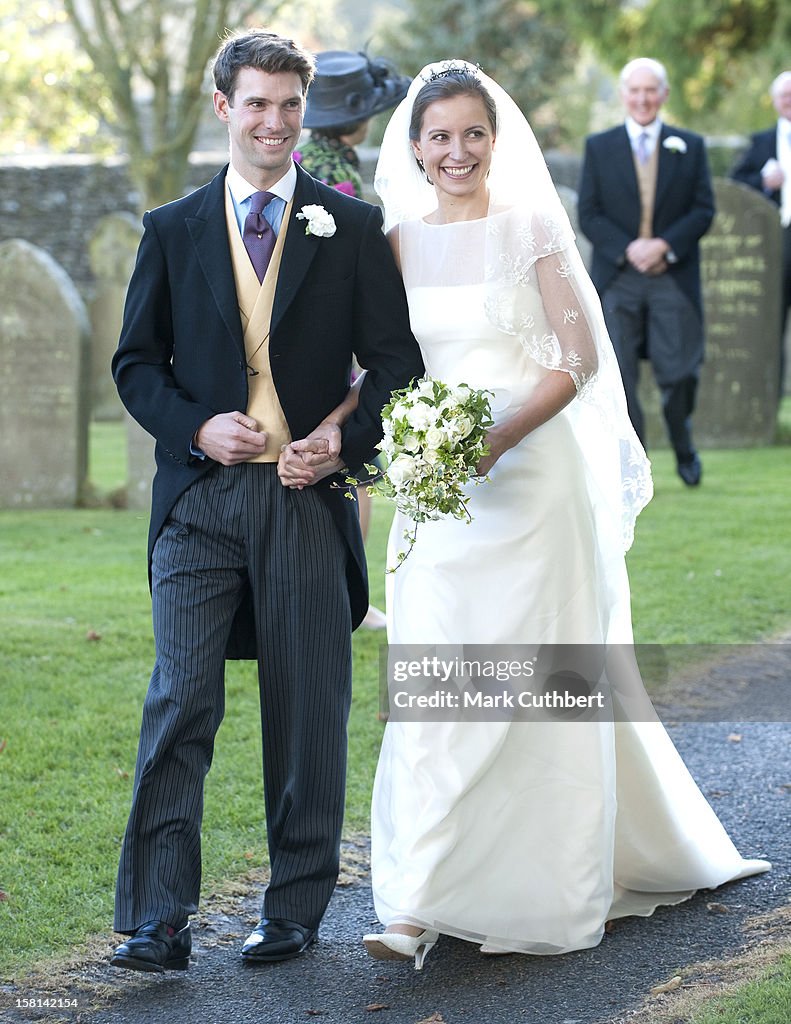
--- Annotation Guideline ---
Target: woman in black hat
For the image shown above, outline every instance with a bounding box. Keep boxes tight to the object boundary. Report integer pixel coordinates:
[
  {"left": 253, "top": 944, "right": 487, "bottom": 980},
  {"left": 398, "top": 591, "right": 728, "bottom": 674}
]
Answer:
[{"left": 296, "top": 50, "right": 410, "bottom": 199}]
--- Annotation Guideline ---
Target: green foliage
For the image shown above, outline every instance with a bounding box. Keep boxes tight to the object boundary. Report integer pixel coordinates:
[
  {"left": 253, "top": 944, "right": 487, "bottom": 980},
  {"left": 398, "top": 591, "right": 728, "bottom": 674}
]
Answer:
[
  {"left": 377, "top": 0, "right": 582, "bottom": 147},
  {"left": 59, "top": 0, "right": 285, "bottom": 208},
  {"left": 1, "top": 1, "right": 346, "bottom": 205},
  {"left": 0, "top": 0, "right": 294, "bottom": 205},
  {"left": 0, "top": 0, "right": 113, "bottom": 154},
  {"left": 373, "top": 0, "right": 791, "bottom": 143},
  {"left": 544, "top": 0, "right": 791, "bottom": 132}
]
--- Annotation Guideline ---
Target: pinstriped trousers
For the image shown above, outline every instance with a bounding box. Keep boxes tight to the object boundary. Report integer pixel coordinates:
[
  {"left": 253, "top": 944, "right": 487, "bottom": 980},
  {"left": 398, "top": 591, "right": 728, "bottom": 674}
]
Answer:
[
  {"left": 602, "top": 267, "right": 702, "bottom": 460},
  {"left": 114, "top": 463, "right": 352, "bottom": 933}
]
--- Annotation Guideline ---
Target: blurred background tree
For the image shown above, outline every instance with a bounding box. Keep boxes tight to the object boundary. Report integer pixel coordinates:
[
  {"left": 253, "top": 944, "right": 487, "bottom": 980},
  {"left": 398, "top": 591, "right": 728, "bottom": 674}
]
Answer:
[
  {"left": 542, "top": 0, "right": 791, "bottom": 132},
  {"left": 4, "top": 0, "right": 791, "bottom": 196},
  {"left": 0, "top": 0, "right": 112, "bottom": 155},
  {"left": 59, "top": 0, "right": 295, "bottom": 209},
  {"left": 374, "top": 0, "right": 586, "bottom": 147},
  {"left": 373, "top": 0, "right": 791, "bottom": 142},
  {"left": 0, "top": 0, "right": 352, "bottom": 208}
]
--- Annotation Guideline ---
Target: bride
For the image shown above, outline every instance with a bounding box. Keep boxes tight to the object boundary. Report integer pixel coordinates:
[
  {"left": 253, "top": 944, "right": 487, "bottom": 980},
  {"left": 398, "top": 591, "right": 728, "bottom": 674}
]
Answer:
[{"left": 357, "top": 62, "right": 770, "bottom": 968}]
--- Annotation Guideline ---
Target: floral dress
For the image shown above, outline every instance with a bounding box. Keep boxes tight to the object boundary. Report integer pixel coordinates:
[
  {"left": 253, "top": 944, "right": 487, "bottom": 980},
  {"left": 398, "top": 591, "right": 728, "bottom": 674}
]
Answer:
[{"left": 295, "top": 135, "right": 363, "bottom": 198}]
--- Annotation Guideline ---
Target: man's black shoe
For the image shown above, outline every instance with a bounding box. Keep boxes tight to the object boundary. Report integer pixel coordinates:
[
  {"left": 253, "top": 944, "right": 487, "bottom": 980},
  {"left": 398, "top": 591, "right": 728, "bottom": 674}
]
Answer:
[
  {"left": 110, "top": 920, "right": 191, "bottom": 972},
  {"left": 677, "top": 454, "right": 702, "bottom": 487},
  {"left": 240, "top": 918, "right": 317, "bottom": 962}
]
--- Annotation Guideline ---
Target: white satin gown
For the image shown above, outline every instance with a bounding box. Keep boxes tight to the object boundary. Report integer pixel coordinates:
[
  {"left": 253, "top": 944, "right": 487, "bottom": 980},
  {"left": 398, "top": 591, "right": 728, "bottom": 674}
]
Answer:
[{"left": 370, "top": 215, "right": 770, "bottom": 955}]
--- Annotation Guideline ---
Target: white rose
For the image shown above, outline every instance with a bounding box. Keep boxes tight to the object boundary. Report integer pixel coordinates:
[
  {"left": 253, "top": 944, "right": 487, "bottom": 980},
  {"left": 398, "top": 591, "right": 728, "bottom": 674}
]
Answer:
[
  {"left": 423, "top": 448, "right": 441, "bottom": 466},
  {"left": 450, "top": 415, "right": 475, "bottom": 440},
  {"left": 424, "top": 425, "right": 447, "bottom": 451},
  {"left": 406, "top": 402, "right": 436, "bottom": 432},
  {"left": 449, "top": 384, "right": 472, "bottom": 404},
  {"left": 387, "top": 453, "right": 419, "bottom": 488}
]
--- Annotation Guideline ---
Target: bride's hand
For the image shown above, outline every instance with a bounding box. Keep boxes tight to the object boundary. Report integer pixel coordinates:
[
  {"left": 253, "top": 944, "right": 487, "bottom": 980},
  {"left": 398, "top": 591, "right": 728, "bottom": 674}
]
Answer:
[
  {"left": 475, "top": 372, "right": 577, "bottom": 476},
  {"left": 475, "top": 425, "right": 511, "bottom": 476}
]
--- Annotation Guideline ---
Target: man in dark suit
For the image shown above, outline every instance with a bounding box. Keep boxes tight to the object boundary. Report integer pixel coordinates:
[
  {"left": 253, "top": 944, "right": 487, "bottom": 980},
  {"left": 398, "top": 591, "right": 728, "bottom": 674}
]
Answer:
[
  {"left": 579, "top": 57, "right": 715, "bottom": 486},
  {"left": 731, "top": 70, "right": 791, "bottom": 392},
  {"left": 109, "top": 29, "right": 423, "bottom": 973}
]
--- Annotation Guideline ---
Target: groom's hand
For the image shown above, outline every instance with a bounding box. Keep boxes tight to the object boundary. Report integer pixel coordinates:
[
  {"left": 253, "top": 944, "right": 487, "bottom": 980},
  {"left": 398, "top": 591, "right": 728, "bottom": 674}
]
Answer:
[
  {"left": 277, "top": 441, "right": 345, "bottom": 489},
  {"left": 194, "top": 412, "right": 267, "bottom": 465},
  {"left": 277, "top": 420, "right": 347, "bottom": 489}
]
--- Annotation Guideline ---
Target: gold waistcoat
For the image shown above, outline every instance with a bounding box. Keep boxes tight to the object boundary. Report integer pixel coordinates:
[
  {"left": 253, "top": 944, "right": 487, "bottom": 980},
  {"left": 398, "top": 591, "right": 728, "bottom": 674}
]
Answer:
[
  {"left": 633, "top": 143, "right": 659, "bottom": 239},
  {"left": 224, "top": 185, "right": 292, "bottom": 462}
]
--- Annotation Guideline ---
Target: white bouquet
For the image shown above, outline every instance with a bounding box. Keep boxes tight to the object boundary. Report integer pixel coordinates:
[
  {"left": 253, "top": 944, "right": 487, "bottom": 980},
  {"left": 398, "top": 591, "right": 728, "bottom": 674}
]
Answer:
[{"left": 349, "top": 378, "right": 493, "bottom": 569}]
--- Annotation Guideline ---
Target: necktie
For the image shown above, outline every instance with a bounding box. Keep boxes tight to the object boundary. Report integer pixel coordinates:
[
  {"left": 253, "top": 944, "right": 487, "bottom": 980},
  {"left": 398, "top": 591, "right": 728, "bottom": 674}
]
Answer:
[
  {"left": 243, "top": 191, "right": 277, "bottom": 282},
  {"left": 636, "top": 132, "right": 650, "bottom": 165}
]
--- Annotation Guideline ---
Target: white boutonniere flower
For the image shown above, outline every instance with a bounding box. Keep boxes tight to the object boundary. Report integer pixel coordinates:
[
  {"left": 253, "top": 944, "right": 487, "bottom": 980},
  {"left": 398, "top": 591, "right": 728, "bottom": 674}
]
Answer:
[
  {"left": 663, "top": 135, "right": 687, "bottom": 154},
  {"left": 296, "top": 205, "right": 336, "bottom": 237}
]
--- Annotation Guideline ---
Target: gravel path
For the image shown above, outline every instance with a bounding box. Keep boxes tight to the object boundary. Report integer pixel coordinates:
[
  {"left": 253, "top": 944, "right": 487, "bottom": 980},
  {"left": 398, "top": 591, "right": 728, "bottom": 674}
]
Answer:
[{"left": 2, "top": 650, "right": 788, "bottom": 1024}]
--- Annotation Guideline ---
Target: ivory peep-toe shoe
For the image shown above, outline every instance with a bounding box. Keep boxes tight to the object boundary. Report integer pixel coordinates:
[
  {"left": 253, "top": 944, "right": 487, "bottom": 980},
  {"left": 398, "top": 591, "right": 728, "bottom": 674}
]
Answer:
[{"left": 362, "top": 928, "right": 439, "bottom": 970}]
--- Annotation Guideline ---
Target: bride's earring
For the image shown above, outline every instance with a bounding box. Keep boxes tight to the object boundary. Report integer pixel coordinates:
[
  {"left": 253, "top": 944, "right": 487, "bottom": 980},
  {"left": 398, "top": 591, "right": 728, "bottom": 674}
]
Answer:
[{"left": 415, "top": 158, "right": 434, "bottom": 185}]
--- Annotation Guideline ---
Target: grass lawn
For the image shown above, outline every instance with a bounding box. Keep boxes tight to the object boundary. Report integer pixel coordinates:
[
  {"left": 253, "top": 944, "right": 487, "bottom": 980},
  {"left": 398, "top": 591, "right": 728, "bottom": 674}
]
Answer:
[
  {"left": 1, "top": 422, "right": 789, "bottom": 981},
  {"left": 686, "top": 954, "right": 791, "bottom": 1024}
]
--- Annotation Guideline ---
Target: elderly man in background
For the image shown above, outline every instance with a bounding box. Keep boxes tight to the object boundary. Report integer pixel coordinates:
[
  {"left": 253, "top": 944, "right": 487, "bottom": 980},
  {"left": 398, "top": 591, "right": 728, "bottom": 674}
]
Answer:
[
  {"left": 579, "top": 58, "right": 715, "bottom": 487},
  {"left": 731, "top": 71, "right": 791, "bottom": 394}
]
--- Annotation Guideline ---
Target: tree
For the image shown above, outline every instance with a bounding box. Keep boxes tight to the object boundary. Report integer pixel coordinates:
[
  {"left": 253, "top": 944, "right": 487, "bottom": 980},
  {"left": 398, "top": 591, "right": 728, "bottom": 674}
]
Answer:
[
  {"left": 543, "top": 0, "right": 790, "bottom": 128},
  {"left": 60, "top": 0, "right": 290, "bottom": 208},
  {"left": 377, "top": 0, "right": 581, "bottom": 147},
  {"left": 0, "top": 1, "right": 112, "bottom": 155}
]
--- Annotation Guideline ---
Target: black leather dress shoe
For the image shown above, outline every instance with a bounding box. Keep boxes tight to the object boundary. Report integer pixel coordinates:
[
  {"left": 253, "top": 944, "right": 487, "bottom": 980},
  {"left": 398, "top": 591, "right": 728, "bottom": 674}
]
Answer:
[
  {"left": 110, "top": 920, "right": 191, "bottom": 972},
  {"left": 240, "top": 918, "right": 317, "bottom": 962},
  {"left": 677, "top": 454, "right": 702, "bottom": 487}
]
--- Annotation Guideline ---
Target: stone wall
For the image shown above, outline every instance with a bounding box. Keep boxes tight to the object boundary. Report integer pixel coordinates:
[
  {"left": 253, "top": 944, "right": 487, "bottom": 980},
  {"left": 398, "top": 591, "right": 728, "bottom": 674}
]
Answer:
[
  {"left": 0, "top": 152, "right": 227, "bottom": 303},
  {"left": 0, "top": 141, "right": 745, "bottom": 302}
]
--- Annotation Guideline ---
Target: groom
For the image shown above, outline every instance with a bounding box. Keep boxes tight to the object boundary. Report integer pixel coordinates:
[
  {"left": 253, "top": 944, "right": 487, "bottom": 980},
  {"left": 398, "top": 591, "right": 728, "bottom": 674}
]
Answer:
[{"left": 110, "top": 28, "right": 422, "bottom": 972}]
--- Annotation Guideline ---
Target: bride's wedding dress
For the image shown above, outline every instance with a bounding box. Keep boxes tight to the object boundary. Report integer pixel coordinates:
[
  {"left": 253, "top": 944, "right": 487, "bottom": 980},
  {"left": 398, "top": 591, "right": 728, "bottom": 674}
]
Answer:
[{"left": 370, "top": 212, "right": 770, "bottom": 955}]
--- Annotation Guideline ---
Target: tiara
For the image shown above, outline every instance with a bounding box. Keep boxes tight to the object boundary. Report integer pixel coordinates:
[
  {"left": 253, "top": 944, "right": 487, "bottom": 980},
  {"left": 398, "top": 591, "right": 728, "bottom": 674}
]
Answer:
[{"left": 419, "top": 60, "right": 481, "bottom": 84}]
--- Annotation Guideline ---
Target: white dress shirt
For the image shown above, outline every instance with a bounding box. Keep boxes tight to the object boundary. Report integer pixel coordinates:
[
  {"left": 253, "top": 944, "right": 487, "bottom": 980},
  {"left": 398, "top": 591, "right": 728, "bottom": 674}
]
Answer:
[
  {"left": 625, "top": 117, "right": 662, "bottom": 161},
  {"left": 775, "top": 117, "right": 791, "bottom": 227},
  {"left": 225, "top": 162, "right": 297, "bottom": 237}
]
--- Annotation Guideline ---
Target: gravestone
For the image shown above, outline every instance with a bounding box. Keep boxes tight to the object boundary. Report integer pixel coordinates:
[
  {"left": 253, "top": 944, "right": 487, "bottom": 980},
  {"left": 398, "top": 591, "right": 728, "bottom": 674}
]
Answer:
[
  {"left": 639, "top": 178, "right": 782, "bottom": 449},
  {"left": 105, "top": 221, "right": 158, "bottom": 512},
  {"left": 126, "top": 414, "right": 156, "bottom": 511},
  {"left": 88, "top": 212, "right": 141, "bottom": 420},
  {"left": 556, "top": 185, "right": 592, "bottom": 270},
  {"left": 0, "top": 239, "right": 90, "bottom": 507}
]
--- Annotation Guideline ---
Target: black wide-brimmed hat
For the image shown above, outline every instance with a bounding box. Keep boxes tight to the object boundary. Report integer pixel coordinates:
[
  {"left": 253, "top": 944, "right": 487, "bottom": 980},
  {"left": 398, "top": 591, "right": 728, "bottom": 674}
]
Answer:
[{"left": 303, "top": 50, "right": 411, "bottom": 130}]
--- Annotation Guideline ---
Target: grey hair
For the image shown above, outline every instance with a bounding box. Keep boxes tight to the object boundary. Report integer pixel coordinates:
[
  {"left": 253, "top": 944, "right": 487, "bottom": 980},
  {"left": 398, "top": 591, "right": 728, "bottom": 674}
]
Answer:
[
  {"left": 770, "top": 71, "right": 791, "bottom": 99},
  {"left": 620, "top": 58, "right": 669, "bottom": 91}
]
